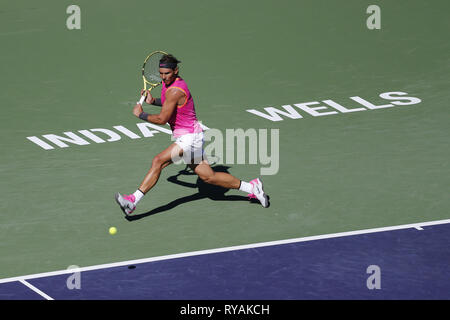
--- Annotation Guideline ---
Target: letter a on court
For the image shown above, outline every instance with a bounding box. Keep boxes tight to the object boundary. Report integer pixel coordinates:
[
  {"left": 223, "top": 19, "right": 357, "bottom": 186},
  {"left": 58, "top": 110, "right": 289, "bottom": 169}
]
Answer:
[
  {"left": 66, "top": 5, "right": 81, "bottom": 30},
  {"left": 366, "top": 5, "right": 381, "bottom": 30}
]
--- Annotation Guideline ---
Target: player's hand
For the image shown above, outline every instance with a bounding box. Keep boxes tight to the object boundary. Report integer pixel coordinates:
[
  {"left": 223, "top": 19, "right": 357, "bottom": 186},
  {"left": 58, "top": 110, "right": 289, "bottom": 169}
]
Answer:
[
  {"left": 133, "top": 103, "right": 143, "bottom": 117},
  {"left": 146, "top": 91, "right": 154, "bottom": 104},
  {"left": 140, "top": 89, "right": 154, "bottom": 104}
]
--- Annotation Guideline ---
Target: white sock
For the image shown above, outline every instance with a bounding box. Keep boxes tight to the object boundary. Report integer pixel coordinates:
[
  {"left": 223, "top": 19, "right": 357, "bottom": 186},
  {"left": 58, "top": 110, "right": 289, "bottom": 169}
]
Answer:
[
  {"left": 133, "top": 190, "right": 145, "bottom": 204},
  {"left": 239, "top": 181, "right": 253, "bottom": 194}
]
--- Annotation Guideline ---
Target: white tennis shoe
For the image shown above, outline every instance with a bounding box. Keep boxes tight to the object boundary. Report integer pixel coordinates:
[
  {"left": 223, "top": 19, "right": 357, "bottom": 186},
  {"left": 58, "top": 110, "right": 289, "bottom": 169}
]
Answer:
[
  {"left": 250, "top": 178, "right": 269, "bottom": 208},
  {"left": 115, "top": 192, "right": 136, "bottom": 215}
]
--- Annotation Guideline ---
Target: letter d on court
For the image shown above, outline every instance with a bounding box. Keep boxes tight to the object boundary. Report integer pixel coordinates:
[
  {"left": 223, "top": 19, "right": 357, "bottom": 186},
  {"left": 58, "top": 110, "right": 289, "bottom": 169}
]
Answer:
[
  {"left": 66, "top": 265, "right": 81, "bottom": 290},
  {"left": 366, "top": 265, "right": 381, "bottom": 289}
]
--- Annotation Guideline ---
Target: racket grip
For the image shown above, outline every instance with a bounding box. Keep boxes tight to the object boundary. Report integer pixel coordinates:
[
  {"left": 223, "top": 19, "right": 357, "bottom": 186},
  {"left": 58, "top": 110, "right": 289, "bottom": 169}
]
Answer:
[{"left": 138, "top": 94, "right": 146, "bottom": 105}]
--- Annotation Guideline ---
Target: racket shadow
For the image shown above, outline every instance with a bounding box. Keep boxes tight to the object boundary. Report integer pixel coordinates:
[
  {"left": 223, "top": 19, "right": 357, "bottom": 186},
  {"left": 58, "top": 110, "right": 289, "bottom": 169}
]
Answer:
[{"left": 125, "top": 165, "right": 255, "bottom": 221}]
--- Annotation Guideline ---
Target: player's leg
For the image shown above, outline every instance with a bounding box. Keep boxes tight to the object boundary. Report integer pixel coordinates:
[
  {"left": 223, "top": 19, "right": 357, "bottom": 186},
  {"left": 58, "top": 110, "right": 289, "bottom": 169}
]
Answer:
[
  {"left": 190, "top": 159, "right": 269, "bottom": 208},
  {"left": 138, "top": 142, "right": 182, "bottom": 193},
  {"left": 190, "top": 159, "right": 240, "bottom": 189},
  {"left": 115, "top": 143, "right": 183, "bottom": 215}
]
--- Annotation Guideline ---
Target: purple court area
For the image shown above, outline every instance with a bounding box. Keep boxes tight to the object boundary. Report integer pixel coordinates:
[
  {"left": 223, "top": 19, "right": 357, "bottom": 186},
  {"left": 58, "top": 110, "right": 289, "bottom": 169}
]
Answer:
[{"left": 1, "top": 223, "right": 449, "bottom": 300}]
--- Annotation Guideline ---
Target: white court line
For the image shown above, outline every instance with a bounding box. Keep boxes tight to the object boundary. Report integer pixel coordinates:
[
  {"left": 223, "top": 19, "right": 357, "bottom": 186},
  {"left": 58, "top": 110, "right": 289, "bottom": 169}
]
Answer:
[
  {"left": 1, "top": 218, "right": 449, "bottom": 285},
  {"left": 19, "top": 280, "right": 54, "bottom": 300}
]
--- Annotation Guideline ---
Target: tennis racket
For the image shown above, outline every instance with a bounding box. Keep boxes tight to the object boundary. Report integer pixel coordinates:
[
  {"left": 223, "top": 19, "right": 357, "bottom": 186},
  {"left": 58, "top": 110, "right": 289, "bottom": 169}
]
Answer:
[{"left": 137, "top": 50, "right": 168, "bottom": 105}]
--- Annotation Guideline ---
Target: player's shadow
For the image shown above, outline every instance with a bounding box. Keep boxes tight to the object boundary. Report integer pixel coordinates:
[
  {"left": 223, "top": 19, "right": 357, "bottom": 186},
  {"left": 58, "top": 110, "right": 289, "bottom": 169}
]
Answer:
[{"left": 125, "top": 165, "right": 258, "bottom": 221}]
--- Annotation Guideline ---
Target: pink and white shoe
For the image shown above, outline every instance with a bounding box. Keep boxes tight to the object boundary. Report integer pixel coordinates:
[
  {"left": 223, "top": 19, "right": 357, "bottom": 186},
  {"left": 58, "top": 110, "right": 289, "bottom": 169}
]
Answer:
[
  {"left": 249, "top": 178, "right": 269, "bottom": 208},
  {"left": 114, "top": 193, "right": 136, "bottom": 215},
  {"left": 247, "top": 178, "right": 259, "bottom": 200}
]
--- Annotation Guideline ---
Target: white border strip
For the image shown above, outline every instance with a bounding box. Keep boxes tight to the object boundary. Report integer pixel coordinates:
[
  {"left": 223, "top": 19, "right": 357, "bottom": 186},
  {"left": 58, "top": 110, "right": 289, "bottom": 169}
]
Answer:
[
  {"left": 1, "top": 218, "right": 449, "bottom": 285},
  {"left": 19, "top": 280, "right": 54, "bottom": 300}
]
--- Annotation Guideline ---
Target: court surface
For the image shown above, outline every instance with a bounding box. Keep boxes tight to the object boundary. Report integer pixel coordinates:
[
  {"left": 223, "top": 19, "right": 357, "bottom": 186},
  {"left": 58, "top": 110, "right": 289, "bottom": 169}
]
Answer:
[
  {"left": 0, "top": 0, "right": 449, "bottom": 300},
  {"left": 1, "top": 220, "right": 449, "bottom": 300}
]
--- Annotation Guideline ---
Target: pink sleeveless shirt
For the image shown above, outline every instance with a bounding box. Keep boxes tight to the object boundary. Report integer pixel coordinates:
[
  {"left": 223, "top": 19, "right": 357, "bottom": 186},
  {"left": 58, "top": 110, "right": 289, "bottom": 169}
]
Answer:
[{"left": 161, "top": 77, "right": 203, "bottom": 138}]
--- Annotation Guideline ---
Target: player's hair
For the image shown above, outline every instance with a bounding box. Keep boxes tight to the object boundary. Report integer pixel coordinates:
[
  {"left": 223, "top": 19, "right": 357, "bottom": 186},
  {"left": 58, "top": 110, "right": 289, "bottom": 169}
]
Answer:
[{"left": 159, "top": 54, "right": 181, "bottom": 69}]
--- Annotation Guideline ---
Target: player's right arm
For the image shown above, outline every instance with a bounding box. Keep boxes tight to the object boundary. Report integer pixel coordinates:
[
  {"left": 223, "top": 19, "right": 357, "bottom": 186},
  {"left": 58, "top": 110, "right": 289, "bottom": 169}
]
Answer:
[{"left": 134, "top": 88, "right": 182, "bottom": 125}]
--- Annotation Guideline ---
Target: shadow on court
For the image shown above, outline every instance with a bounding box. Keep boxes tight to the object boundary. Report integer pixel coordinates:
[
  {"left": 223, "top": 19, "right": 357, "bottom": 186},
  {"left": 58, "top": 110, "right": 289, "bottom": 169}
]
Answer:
[{"left": 125, "top": 165, "right": 260, "bottom": 221}]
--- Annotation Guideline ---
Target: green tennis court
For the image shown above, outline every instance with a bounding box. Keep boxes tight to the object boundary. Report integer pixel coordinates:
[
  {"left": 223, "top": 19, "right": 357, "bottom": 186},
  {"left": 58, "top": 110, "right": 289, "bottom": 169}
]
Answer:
[{"left": 0, "top": 0, "right": 448, "bottom": 289}]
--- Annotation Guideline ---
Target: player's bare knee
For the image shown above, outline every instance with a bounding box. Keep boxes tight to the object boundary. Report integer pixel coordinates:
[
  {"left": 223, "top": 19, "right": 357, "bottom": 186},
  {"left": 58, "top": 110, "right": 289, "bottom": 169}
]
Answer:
[
  {"left": 151, "top": 155, "right": 163, "bottom": 168},
  {"left": 201, "top": 172, "right": 216, "bottom": 185}
]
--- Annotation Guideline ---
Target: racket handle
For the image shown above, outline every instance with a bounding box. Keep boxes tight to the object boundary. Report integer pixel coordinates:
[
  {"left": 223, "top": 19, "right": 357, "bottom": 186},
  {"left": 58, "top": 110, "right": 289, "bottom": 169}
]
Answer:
[{"left": 137, "top": 94, "right": 146, "bottom": 105}]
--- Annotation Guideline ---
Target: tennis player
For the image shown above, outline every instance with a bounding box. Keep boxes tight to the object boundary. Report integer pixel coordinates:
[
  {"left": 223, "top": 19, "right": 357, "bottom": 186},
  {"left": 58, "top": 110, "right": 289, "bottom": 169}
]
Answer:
[{"left": 115, "top": 54, "right": 268, "bottom": 215}]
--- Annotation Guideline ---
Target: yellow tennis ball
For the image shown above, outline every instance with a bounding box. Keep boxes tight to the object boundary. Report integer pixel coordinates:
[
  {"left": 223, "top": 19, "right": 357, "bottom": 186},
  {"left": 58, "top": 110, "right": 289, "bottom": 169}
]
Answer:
[{"left": 109, "top": 227, "right": 117, "bottom": 235}]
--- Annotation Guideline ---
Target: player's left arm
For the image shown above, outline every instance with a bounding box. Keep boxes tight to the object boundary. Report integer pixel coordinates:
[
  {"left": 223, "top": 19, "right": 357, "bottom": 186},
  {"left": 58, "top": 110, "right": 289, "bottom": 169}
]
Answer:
[{"left": 133, "top": 88, "right": 183, "bottom": 125}]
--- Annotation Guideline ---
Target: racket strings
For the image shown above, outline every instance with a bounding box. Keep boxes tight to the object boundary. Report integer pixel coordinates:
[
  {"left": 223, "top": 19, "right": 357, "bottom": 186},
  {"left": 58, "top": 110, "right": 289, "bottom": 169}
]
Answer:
[{"left": 143, "top": 52, "right": 165, "bottom": 85}]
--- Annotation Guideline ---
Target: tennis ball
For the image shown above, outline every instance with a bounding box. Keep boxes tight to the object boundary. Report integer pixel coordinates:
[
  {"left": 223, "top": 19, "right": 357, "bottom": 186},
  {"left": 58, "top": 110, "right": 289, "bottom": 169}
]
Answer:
[{"left": 109, "top": 227, "right": 117, "bottom": 235}]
